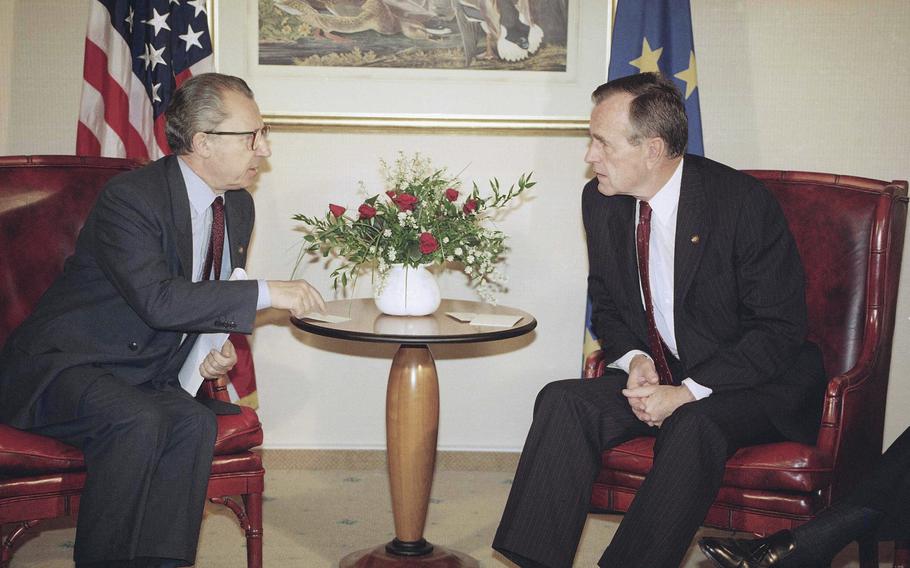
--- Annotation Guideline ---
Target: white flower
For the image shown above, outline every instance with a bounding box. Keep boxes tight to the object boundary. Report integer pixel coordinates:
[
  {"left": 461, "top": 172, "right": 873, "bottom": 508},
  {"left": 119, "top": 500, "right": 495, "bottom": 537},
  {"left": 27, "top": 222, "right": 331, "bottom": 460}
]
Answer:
[
  {"left": 464, "top": 266, "right": 473, "bottom": 274},
  {"left": 446, "top": 255, "right": 454, "bottom": 262},
  {"left": 388, "top": 249, "right": 397, "bottom": 261},
  {"left": 466, "top": 255, "right": 475, "bottom": 264},
  {"left": 442, "top": 237, "right": 450, "bottom": 244},
  {"left": 369, "top": 246, "right": 377, "bottom": 253},
  {"left": 454, "top": 247, "right": 463, "bottom": 256},
  {"left": 383, "top": 229, "right": 392, "bottom": 237}
]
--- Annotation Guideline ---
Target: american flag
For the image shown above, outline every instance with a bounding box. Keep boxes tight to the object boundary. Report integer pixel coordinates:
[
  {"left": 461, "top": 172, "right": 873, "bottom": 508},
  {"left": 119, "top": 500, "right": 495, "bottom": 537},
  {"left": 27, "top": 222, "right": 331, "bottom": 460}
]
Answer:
[
  {"left": 76, "top": 0, "right": 259, "bottom": 409},
  {"left": 76, "top": 0, "right": 213, "bottom": 160}
]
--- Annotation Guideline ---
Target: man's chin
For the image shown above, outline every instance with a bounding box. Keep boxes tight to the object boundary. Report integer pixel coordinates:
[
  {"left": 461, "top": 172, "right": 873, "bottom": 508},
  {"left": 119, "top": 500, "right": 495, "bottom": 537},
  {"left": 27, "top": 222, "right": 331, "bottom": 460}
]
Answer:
[{"left": 596, "top": 182, "right": 617, "bottom": 197}]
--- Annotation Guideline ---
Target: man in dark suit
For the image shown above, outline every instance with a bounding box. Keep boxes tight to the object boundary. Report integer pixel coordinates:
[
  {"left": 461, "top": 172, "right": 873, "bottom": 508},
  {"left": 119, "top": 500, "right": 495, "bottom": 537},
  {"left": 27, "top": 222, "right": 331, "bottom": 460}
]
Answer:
[
  {"left": 699, "top": 424, "right": 910, "bottom": 567},
  {"left": 0, "top": 73, "right": 324, "bottom": 568},
  {"left": 493, "top": 72, "right": 826, "bottom": 567}
]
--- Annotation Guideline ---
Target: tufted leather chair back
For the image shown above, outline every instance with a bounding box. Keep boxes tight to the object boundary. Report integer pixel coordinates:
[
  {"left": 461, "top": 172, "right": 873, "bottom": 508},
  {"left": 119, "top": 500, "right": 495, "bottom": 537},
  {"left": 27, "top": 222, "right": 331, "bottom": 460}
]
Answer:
[
  {"left": 749, "top": 171, "right": 906, "bottom": 378},
  {"left": 748, "top": 171, "right": 907, "bottom": 494},
  {"left": 0, "top": 155, "right": 140, "bottom": 346}
]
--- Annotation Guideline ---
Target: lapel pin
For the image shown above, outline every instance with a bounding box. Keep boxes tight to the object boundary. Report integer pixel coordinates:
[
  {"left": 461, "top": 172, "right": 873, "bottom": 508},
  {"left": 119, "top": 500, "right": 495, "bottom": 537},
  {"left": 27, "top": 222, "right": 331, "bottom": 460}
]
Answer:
[
  {"left": 690, "top": 234, "right": 700, "bottom": 244},
  {"left": 238, "top": 246, "right": 245, "bottom": 255}
]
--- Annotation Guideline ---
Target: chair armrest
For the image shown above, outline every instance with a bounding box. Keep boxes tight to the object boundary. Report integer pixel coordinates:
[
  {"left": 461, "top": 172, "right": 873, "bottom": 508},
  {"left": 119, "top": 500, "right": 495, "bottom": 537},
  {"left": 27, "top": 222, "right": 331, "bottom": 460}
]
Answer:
[
  {"left": 584, "top": 350, "right": 607, "bottom": 379},
  {"left": 199, "top": 375, "right": 231, "bottom": 403}
]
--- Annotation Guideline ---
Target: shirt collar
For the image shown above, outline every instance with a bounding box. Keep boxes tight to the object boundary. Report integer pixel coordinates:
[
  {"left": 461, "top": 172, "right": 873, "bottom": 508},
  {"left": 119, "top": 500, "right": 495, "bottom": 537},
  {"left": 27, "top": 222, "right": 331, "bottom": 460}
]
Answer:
[
  {"left": 646, "top": 158, "right": 684, "bottom": 224},
  {"left": 177, "top": 156, "right": 218, "bottom": 217}
]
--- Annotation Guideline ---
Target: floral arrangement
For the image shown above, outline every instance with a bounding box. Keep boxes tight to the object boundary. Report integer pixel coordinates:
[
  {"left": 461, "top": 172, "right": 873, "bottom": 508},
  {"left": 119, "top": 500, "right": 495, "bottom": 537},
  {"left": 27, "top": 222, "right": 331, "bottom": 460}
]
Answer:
[{"left": 293, "top": 152, "right": 534, "bottom": 302}]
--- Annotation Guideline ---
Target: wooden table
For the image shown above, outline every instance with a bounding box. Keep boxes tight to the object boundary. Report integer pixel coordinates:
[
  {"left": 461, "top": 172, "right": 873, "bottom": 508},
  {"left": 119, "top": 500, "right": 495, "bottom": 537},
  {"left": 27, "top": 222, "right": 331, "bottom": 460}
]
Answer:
[{"left": 292, "top": 299, "right": 537, "bottom": 567}]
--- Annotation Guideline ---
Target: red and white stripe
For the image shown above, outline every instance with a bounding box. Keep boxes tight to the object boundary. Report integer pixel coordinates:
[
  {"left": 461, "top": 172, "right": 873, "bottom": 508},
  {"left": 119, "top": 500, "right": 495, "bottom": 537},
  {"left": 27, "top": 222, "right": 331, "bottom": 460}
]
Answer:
[{"left": 76, "top": 1, "right": 211, "bottom": 161}]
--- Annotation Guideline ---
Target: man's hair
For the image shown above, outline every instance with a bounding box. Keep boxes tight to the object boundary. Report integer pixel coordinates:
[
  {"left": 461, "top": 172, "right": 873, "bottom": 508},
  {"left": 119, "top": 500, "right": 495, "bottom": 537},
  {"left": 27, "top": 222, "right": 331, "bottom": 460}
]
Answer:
[
  {"left": 165, "top": 73, "right": 255, "bottom": 155},
  {"left": 591, "top": 72, "right": 688, "bottom": 158}
]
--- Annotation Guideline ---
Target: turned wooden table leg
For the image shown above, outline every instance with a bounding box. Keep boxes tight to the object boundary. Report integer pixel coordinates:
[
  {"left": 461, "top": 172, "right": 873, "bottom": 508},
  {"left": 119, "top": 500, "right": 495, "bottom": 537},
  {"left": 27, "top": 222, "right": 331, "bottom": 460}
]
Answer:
[
  {"left": 339, "top": 344, "right": 478, "bottom": 567},
  {"left": 386, "top": 344, "right": 439, "bottom": 555}
]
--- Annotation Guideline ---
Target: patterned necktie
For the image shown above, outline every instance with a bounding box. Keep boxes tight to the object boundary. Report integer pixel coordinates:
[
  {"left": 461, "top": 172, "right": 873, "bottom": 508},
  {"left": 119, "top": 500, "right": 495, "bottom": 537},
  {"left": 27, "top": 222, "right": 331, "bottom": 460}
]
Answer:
[
  {"left": 202, "top": 196, "right": 225, "bottom": 281},
  {"left": 636, "top": 202, "right": 674, "bottom": 385}
]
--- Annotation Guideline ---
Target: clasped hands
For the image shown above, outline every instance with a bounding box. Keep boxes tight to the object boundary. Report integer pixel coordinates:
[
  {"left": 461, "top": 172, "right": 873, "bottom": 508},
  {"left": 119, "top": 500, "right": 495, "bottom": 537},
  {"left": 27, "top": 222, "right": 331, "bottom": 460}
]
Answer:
[{"left": 623, "top": 354, "right": 694, "bottom": 427}]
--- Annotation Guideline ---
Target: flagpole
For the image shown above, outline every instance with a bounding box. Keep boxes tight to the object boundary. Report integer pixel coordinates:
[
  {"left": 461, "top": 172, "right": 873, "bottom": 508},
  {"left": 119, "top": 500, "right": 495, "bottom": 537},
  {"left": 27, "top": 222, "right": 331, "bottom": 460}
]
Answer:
[
  {"left": 208, "top": 0, "right": 217, "bottom": 71},
  {"left": 606, "top": 0, "right": 618, "bottom": 78}
]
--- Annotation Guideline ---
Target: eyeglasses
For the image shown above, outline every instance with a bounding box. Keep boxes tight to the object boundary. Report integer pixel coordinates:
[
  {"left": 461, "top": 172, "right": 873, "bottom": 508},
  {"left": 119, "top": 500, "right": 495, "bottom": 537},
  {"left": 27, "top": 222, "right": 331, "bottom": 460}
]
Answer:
[{"left": 204, "top": 124, "right": 271, "bottom": 151}]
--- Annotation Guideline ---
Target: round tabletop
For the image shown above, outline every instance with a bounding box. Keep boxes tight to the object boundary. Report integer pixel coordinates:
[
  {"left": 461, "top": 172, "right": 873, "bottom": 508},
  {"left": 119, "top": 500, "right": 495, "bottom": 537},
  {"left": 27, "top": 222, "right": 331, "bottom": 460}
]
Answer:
[{"left": 291, "top": 298, "right": 537, "bottom": 345}]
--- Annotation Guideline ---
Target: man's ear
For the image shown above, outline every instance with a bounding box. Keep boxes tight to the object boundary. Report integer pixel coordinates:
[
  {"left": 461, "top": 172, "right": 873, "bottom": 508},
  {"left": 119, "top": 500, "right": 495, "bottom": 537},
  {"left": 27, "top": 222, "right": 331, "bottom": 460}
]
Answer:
[
  {"left": 191, "top": 131, "right": 211, "bottom": 157},
  {"left": 645, "top": 137, "right": 665, "bottom": 166}
]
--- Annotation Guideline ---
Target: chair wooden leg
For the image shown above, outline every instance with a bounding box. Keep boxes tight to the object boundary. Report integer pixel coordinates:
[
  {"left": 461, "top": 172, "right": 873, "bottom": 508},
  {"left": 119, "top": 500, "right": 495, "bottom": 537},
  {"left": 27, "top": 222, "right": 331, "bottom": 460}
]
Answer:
[
  {"left": 858, "top": 534, "right": 880, "bottom": 568},
  {"left": 0, "top": 525, "right": 8, "bottom": 568},
  {"left": 893, "top": 539, "right": 910, "bottom": 568},
  {"left": 243, "top": 492, "right": 263, "bottom": 568},
  {"left": 1, "top": 520, "right": 40, "bottom": 567},
  {"left": 211, "top": 494, "right": 263, "bottom": 568}
]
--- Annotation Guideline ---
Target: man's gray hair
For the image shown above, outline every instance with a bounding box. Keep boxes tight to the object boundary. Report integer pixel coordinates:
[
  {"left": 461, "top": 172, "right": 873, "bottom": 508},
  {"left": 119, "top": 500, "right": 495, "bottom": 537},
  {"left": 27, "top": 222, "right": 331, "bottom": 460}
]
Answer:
[
  {"left": 165, "top": 73, "right": 255, "bottom": 155},
  {"left": 591, "top": 72, "right": 688, "bottom": 159}
]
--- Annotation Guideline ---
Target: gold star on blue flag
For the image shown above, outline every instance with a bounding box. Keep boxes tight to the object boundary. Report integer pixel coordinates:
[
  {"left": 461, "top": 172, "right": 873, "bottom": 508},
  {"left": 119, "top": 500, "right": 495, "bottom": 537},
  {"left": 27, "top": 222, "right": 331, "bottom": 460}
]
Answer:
[{"left": 582, "top": 0, "right": 704, "bottom": 370}]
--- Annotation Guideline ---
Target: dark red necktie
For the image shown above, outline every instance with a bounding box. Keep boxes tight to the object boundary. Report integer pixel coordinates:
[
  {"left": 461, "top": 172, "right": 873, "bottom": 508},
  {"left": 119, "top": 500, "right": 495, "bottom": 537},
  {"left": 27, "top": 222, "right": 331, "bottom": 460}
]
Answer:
[
  {"left": 202, "top": 196, "right": 224, "bottom": 281},
  {"left": 636, "top": 202, "right": 674, "bottom": 385}
]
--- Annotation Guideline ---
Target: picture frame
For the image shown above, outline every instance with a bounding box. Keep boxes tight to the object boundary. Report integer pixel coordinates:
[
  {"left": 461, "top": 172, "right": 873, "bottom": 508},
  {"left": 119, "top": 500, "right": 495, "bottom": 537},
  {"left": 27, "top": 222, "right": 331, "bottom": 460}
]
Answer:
[{"left": 213, "top": 0, "right": 610, "bottom": 133}]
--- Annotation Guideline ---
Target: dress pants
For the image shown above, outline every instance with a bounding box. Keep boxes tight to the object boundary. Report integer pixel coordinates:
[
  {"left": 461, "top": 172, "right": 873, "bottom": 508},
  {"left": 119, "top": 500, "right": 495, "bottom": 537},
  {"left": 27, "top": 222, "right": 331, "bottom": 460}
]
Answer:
[
  {"left": 30, "top": 369, "right": 218, "bottom": 567},
  {"left": 847, "top": 425, "right": 910, "bottom": 540},
  {"left": 493, "top": 371, "right": 784, "bottom": 568}
]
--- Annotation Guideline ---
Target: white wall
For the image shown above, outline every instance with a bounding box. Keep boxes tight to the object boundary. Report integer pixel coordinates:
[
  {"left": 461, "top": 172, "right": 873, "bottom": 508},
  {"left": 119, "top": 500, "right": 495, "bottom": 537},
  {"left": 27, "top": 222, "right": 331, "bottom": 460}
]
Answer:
[{"left": 4, "top": 0, "right": 909, "bottom": 450}]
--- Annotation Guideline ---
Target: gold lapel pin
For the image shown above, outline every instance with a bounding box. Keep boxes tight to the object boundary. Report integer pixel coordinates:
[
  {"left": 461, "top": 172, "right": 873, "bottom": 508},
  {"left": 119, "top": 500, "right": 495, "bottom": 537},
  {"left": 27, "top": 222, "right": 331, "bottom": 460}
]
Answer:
[
  {"left": 690, "top": 234, "right": 700, "bottom": 244},
  {"left": 238, "top": 246, "right": 245, "bottom": 255}
]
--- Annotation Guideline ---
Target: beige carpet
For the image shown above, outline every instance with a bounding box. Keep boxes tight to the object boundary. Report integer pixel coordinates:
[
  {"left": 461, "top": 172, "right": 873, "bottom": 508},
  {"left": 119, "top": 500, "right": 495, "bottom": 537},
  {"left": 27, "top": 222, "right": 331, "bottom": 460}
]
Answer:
[{"left": 7, "top": 452, "right": 894, "bottom": 567}]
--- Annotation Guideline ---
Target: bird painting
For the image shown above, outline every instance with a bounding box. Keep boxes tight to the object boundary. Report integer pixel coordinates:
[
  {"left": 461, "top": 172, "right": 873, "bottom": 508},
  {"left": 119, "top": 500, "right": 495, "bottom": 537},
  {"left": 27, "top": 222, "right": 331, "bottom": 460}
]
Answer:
[{"left": 454, "top": 0, "right": 543, "bottom": 64}]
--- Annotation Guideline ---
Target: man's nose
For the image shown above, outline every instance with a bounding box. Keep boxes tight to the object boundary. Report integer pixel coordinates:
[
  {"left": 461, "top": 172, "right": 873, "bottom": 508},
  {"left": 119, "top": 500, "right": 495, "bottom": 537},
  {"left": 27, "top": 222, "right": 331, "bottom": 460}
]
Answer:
[{"left": 257, "top": 138, "right": 272, "bottom": 157}]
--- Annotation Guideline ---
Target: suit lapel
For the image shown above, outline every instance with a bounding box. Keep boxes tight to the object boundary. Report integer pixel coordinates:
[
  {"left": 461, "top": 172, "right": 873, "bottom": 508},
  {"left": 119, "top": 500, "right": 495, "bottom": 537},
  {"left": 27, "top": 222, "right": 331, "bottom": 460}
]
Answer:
[
  {"left": 674, "top": 158, "right": 709, "bottom": 310},
  {"left": 165, "top": 156, "right": 194, "bottom": 279}
]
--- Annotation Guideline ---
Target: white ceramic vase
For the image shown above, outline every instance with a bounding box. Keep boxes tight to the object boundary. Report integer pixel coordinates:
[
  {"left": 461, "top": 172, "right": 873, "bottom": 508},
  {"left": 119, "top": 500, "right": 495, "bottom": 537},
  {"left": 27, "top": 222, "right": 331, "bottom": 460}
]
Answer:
[{"left": 374, "top": 264, "right": 441, "bottom": 316}]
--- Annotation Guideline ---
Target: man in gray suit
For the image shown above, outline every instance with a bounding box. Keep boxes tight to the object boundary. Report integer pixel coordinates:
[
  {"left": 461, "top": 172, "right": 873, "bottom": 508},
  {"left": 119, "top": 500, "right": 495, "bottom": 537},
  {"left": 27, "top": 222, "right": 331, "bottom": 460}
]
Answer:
[
  {"left": 0, "top": 73, "right": 323, "bottom": 568},
  {"left": 493, "top": 73, "right": 826, "bottom": 567}
]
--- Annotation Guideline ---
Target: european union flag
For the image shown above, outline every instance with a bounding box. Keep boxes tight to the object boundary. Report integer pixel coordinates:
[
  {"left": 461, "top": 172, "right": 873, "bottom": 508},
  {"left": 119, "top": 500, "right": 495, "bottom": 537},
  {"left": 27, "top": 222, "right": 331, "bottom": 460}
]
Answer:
[
  {"left": 609, "top": 0, "right": 703, "bottom": 155},
  {"left": 582, "top": 0, "right": 703, "bottom": 370}
]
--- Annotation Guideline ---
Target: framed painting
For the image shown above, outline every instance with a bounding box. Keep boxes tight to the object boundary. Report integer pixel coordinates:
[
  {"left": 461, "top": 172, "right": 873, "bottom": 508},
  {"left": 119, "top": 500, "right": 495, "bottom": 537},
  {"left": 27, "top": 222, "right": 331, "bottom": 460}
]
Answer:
[{"left": 214, "top": 0, "right": 610, "bottom": 132}]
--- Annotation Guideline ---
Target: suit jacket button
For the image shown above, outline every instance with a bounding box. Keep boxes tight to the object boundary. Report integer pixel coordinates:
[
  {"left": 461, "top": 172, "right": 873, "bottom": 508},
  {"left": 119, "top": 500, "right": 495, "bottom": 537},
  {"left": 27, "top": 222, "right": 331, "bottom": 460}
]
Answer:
[{"left": 128, "top": 341, "right": 138, "bottom": 351}]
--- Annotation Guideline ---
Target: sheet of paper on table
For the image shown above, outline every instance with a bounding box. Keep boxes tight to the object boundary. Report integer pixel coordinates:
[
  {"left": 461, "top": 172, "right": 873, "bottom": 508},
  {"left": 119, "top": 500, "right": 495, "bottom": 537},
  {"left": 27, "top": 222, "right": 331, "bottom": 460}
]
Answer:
[
  {"left": 445, "top": 312, "right": 523, "bottom": 328},
  {"left": 300, "top": 312, "right": 351, "bottom": 324}
]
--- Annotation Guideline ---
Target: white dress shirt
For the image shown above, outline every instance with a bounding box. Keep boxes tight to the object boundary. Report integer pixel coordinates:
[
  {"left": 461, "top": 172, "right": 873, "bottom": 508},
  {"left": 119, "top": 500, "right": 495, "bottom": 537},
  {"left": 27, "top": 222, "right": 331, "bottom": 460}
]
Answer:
[
  {"left": 178, "top": 157, "right": 270, "bottom": 309},
  {"left": 609, "top": 159, "right": 712, "bottom": 400}
]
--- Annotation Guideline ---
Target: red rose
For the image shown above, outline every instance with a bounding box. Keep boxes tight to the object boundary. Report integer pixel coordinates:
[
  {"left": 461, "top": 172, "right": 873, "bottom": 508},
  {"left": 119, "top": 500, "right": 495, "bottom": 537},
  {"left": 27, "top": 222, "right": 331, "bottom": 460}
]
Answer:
[
  {"left": 386, "top": 190, "right": 397, "bottom": 199},
  {"left": 393, "top": 193, "right": 418, "bottom": 211},
  {"left": 463, "top": 199, "right": 478, "bottom": 214},
  {"left": 418, "top": 232, "right": 439, "bottom": 254},
  {"left": 329, "top": 204, "right": 346, "bottom": 218},
  {"left": 444, "top": 188, "right": 459, "bottom": 202},
  {"left": 358, "top": 204, "right": 376, "bottom": 219}
]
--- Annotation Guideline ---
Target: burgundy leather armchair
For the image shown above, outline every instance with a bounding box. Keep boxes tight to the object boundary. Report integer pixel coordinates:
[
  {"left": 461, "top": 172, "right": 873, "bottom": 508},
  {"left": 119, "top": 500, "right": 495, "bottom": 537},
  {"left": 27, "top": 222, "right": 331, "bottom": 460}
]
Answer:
[
  {"left": 584, "top": 170, "right": 909, "bottom": 568},
  {"left": 0, "top": 156, "right": 265, "bottom": 567}
]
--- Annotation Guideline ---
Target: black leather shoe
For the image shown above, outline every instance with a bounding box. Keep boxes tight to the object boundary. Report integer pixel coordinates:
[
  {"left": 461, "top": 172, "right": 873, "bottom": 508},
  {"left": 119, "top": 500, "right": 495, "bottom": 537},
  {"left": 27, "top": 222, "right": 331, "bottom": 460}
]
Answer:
[
  {"left": 198, "top": 398, "right": 242, "bottom": 415},
  {"left": 698, "top": 530, "right": 797, "bottom": 568}
]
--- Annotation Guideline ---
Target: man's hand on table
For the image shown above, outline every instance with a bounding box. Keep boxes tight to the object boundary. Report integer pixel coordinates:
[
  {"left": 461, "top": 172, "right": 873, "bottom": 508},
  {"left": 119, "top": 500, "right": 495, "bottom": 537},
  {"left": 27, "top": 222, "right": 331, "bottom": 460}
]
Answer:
[{"left": 268, "top": 279, "right": 326, "bottom": 318}]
